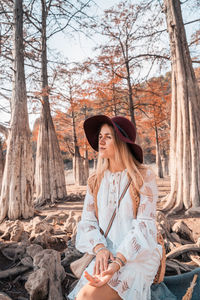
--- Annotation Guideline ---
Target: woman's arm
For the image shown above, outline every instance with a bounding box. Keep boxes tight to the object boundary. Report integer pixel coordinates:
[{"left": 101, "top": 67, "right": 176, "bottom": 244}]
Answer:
[
  {"left": 116, "top": 168, "right": 159, "bottom": 263},
  {"left": 76, "top": 188, "right": 108, "bottom": 254}
]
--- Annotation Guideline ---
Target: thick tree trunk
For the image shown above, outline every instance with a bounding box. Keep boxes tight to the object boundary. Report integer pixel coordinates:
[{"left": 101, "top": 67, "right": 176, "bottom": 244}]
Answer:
[
  {"left": 35, "top": 0, "right": 66, "bottom": 205},
  {"left": 155, "top": 126, "right": 164, "bottom": 178},
  {"left": 0, "top": 0, "right": 34, "bottom": 221},
  {"left": 163, "top": 0, "right": 200, "bottom": 214},
  {"left": 0, "top": 139, "right": 4, "bottom": 194}
]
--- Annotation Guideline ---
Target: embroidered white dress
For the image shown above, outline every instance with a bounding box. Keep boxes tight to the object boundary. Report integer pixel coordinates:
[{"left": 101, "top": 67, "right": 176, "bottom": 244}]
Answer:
[{"left": 68, "top": 168, "right": 162, "bottom": 300}]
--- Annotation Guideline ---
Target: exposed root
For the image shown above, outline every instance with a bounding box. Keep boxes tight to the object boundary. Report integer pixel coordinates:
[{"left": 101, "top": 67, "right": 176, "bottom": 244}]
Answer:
[{"left": 161, "top": 191, "right": 176, "bottom": 212}]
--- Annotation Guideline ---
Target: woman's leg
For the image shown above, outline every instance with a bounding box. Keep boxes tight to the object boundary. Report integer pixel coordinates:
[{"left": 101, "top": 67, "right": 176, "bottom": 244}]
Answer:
[{"left": 76, "top": 283, "right": 122, "bottom": 300}]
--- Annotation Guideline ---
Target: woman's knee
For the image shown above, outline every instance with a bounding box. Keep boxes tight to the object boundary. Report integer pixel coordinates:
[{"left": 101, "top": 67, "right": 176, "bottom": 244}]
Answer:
[
  {"left": 76, "top": 284, "right": 95, "bottom": 300},
  {"left": 76, "top": 283, "right": 121, "bottom": 300}
]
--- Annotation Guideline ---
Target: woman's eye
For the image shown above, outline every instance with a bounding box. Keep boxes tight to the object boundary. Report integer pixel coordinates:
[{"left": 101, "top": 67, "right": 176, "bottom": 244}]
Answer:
[{"left": 99, "top": 135, "right": 111, "bottom": 139}]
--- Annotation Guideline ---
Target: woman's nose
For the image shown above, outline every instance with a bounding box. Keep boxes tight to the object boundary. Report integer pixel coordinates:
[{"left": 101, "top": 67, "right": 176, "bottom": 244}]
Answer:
[{"left": 99, "top": 137, "right": 106, "bottom": 145}]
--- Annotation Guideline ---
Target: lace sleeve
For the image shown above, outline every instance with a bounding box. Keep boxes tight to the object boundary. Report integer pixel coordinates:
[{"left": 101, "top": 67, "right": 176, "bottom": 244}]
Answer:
[
  {"left": 76, "top": 188, "right": 107, "bottom": 254},
  {"left": 116, "top": 169, "right": 159, "bottom": 261}
]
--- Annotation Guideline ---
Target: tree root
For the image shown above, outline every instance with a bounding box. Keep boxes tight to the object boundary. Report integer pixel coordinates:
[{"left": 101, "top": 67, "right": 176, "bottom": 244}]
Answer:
[
  {"left": 0, "top": 266, "right": 31, "bottom": 279},
  {"left": 166, "top": 244, "right": 200, "bottom": 259}
]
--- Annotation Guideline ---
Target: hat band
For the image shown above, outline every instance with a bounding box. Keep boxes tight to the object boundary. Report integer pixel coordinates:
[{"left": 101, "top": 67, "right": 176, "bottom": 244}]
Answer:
[{"left": 113, "top": 122, "right": 129, "bottom": 139}]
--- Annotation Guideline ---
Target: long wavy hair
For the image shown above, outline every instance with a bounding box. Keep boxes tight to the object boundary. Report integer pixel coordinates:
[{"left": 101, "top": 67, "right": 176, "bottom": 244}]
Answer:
[{"left": 95, "top": 124, "right": 146, "bottom": 192}]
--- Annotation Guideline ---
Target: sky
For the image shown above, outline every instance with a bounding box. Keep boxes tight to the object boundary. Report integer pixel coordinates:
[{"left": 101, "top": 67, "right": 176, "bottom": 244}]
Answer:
[
  {"left": 0, "top": 0, "right": 199, "bottom": 129},
  {"left": 49, "top": 0, "right": 120, "bottom": 63},
  {"left": 0, "top": 0, "right": 120, "bottom": 128}
]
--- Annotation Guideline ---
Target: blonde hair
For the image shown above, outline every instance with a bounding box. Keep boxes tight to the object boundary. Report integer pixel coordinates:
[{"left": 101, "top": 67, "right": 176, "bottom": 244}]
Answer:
[{"left": 96, "top": 124, "right": 146, "bottom": 192}]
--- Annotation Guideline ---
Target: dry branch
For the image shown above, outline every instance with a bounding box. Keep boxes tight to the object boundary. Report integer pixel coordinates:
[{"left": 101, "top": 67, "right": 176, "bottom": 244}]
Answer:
[
  {"left": 188, "top": 252, "right": 200, "bottom": 267},
  {"left": 166, "top": 244, "right": 200, "bottom": 259},
  {"left": 0, "top": 265, "right": 31, "bottom": 279},
  {"left": 172, "top": 221, "right": 194, "bottom": 242},
  {"left": 166, "top": 259, "right": 195, "bottom": 274}
]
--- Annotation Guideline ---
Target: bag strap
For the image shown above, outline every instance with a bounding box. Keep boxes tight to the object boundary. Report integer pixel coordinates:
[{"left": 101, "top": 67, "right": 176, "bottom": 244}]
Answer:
[{"left": 101, "top": 179, "right": 131, "bottom": 238}]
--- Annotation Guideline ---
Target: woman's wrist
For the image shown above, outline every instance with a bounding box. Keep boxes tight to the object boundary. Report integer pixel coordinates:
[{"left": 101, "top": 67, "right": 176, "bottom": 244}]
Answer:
[
  {"left": 95, "top": 246, "right": 107, "bottom": 255},
  {"left": 110, "top": 260, "right": 121, "bottom": 271},
  {"left": 116, "top": 252, "right": 127, "bottom": 265},
  {"left": 93, "top": 244, "right": 106, "bottom": 255},
  {"left": 114, "top": 256, "right": 125, "bottom": 266}
]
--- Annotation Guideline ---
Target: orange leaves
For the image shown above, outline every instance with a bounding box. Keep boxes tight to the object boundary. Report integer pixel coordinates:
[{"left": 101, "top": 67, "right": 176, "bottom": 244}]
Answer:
[
  {"left": 33, "top": 86, "right": 50, "bottom": 104},
  {"left": 32, "top": 118, "right": 40, "bottom": 142}
]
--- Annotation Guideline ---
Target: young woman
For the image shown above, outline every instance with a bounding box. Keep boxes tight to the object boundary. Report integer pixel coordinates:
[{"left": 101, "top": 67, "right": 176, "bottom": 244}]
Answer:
[{"left": 68, "top": 115, "right": 163, "bottom": 300}]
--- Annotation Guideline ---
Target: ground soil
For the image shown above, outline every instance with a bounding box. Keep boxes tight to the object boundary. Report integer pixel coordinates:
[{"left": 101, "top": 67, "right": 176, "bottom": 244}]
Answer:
[{"left": 0, "top": 178, "right": 200, "bottom": 299}]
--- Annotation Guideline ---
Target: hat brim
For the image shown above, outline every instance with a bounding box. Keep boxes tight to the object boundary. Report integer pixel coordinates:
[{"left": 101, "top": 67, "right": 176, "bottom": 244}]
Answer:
[
  {"left": 84, "top": 115, "right": 113, "bottom": 151},
  {"left": 84, "top": 115, "right": 143, "bottom": 163}
]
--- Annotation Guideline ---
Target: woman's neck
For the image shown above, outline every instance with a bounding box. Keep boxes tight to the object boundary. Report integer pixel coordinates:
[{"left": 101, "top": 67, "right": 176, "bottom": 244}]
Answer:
[{"left": 108, "top": 159, "right": 125, "bottom": 173}]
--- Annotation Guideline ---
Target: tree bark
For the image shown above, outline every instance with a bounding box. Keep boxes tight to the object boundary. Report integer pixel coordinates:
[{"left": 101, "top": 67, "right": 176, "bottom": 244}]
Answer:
[
  {"left": 155, "top": 126, "right": 164, "bottom": 178},
  {"left": 163, "top": 0, "right": 200, "bottom": 213},
  {"left": 72, "top": 110, "right": 86, "bottom": 186},
  {"left": 125, "top": 60, "right": 136, "bottom": 127},
  {"left": 0, "top": 139, "right": 4, "bottom": 195},
  {"left": 83, "top": 149, "right": 89, "bottom": 183},
  {"left": 35, "top": 0, "right": 66, "bottom": 205},
  {"left": 161, "top": 149, "right": 169, "bottom": 176},
  {"left": 0, "top": 0, "right": 34, "bottom": 221}
]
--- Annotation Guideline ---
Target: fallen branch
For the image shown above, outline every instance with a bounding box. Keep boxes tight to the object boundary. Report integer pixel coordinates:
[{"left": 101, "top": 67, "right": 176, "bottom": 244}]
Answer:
[
  {"left": 166, "top": 259, "right": 195, "bottom": 274},
  {"left": 188, "top": 252, "right": 200, "bottom": 267},
  {"left": 166, "top": 244, "right": 200, "bottom": 259},
  {"left": 0, "top": 265, "right": 31, "bottom": 279}
]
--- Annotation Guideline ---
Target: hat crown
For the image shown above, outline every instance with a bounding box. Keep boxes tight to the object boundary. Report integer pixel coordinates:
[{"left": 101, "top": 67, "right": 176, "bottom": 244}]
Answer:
[
  {"left": 83, "top": 114, "right": 143, "bottom": 163},
  {"left": 111, "top": 116, "right": 136, "bottom": 142}
]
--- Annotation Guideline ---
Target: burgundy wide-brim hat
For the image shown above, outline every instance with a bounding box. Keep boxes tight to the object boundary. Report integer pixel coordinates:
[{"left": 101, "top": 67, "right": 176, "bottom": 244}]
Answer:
[{"left": 83, "top": 115, "right": 143, "bottom": 163}]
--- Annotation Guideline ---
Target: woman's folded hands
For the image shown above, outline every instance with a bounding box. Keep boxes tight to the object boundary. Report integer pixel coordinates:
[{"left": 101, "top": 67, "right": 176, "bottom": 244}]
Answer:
[{"left": 84, "top": 246, "right": 125, "bottom": 287}]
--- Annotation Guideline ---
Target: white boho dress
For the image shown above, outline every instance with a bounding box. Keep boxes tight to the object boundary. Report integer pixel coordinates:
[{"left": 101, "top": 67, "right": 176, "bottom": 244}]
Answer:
[{"left": 68, "top": 168, "right": 162, "bottom": 300}]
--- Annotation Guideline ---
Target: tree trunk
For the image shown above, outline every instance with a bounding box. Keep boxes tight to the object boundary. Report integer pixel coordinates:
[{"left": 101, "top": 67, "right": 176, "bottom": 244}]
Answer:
[
  {"left": 35, "top": 0, "right": 66, "bottom": 205},
  {"left": 73, "top": 149, "right": 85, "bottom": 185},
  {"left": 125, "top": 61, "right": 136, "bottom": 127},
  {"left": 71, "top": 111, "right": 87, "bottom": 185},
  {"left": 163, "top": 0, "right": 200, "bottom": 214},
  {"left": 112, "top": 81, "right": 117, "bottom": 116},
  {"left": 162, "top": 149, "right": 169, "bottom": 176},
  {"left": 83, "top": 149, "right": 89, "bottom": 182},
  {"left": 0, "top": 0, "right": 34, "bottom": 221},
  {"left": 0, "top": 139, "right": 4, "bottom": 194},
  {"left": 155, "top": 126, "right": 163, "bottom": 178}
]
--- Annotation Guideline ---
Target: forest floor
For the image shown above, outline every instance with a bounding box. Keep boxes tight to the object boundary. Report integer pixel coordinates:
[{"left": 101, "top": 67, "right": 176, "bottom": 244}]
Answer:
[{"left": 0, "top": 174, "right": 200, "bottom": 299}]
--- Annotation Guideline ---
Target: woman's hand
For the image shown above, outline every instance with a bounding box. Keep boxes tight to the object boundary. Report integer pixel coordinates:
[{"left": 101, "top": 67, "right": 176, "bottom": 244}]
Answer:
[
  {"left": 84, "top": 262, "right": 119, "bottom": 287},
  {"left": 93, "top": 248, "right": 114, "bottom": 275}
]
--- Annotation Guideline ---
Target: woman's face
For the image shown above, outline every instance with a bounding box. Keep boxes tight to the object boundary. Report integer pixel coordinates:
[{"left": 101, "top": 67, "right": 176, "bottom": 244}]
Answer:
[{"left": 98, "top": 124, "right": 116, "bottom": 160}]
